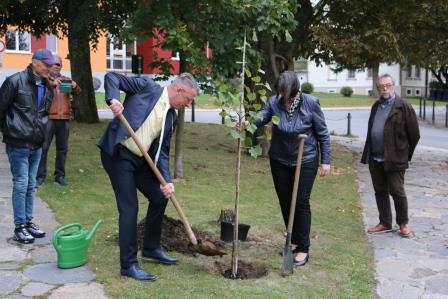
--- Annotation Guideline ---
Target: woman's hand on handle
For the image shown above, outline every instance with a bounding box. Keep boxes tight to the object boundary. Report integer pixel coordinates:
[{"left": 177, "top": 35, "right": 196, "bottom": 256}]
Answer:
[{"left": 319, "top": 164, "right": 331, "bottom": 176}]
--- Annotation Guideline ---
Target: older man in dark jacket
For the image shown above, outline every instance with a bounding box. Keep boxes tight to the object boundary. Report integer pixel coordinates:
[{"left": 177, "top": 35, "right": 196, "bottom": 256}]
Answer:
[
  {"left": 98, "top": 72, "right": 198, "bottom": 281},
  {"left": 361, "top": 73, "right": 420, "bottom": 237},
  {"left": 0, "top": 48, "right": 56, "bottom": 244}
]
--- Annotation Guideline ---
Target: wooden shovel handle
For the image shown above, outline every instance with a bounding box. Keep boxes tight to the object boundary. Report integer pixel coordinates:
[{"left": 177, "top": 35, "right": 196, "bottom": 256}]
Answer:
[
  {"left": 286, "top": 134, "right": 308, "bottom": 234},
  {"left": 117, "top": 114, "right": 198, "bottom": 245}
]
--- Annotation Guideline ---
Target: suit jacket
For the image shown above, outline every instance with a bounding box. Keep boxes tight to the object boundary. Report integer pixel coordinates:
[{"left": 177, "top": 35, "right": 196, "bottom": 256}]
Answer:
[
  {"left": 361, "top": 95, "right": 420, "bottom": 171},
  {"left": 98, "top": 72, "right": 177, "bottom": 182}
]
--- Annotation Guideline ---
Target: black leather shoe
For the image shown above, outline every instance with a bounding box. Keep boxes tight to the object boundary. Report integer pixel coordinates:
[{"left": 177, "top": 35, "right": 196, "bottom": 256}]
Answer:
[
  {"left": 142, "top": 248, "right": 179, "bottom": 265},
  {"left": 26, "top": 222, "right": 46, "bottom": 238},
  {"left": 54, "top": 176, "right": 68, "bottom": 186},
  {"left": 120, "top": 264, "right": 157, "bottom": 281},
  {"left": 294, "top": 253, "right": 309, "bottom": 266}
]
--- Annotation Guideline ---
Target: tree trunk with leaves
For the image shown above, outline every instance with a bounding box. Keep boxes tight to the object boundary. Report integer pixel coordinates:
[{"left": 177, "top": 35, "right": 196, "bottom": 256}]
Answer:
[{"left": 67, "top": 20, "right": 99, "bottom": 123}]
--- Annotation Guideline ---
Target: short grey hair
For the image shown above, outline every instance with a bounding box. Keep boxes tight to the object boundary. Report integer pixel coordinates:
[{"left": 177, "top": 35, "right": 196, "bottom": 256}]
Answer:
[
  {"left": 377, "top": 73, "right": 395, "bottom": 86},
  {"left": 172, "top": 73, "right": 199, "bottom": 94}
]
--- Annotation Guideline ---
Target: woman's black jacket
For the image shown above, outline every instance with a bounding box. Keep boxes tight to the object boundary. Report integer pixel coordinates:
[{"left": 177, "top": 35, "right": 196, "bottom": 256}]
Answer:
[{"left": 255, "top": 93, "right": 331, "bottom": 166}]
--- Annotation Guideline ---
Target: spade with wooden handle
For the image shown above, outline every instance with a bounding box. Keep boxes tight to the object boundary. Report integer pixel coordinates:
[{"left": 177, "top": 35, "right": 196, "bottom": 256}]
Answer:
[
  {"left": 117, "top": 113, "right": 226, "bottom": 256},
  {"left": 281, "top": 134, "right": 307, "bottom": 276}
]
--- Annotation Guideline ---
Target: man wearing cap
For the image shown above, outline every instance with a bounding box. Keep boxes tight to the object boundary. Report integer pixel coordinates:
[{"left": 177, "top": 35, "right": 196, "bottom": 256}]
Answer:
[
  {"left": 0, "top": 48, "right": 56, "bottom": 244},
  {"left": 36, "top": 54, "right": 82, "bottom": 187}
]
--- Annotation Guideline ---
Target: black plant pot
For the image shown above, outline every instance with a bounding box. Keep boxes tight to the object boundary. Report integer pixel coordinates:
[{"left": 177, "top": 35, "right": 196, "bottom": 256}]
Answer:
[{"left": 220, "top": 221, "right": 251, "bottom": 242}]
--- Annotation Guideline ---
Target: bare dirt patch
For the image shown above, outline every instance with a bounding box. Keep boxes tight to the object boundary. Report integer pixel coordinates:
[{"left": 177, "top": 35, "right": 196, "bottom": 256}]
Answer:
[{"left": 137, "top": 216, "right": 269, "bottom": 279}]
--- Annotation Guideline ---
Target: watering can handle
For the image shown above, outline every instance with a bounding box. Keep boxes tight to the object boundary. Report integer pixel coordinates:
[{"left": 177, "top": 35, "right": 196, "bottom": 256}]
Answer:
[{"left": 52, "top": 223, "right": 83, "bottom": 248}]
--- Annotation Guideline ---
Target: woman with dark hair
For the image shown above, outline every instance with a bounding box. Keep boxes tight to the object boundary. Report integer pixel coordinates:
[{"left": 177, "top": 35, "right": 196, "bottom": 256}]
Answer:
[{"left": 254, "top": 70, "right": 331, "bottom": 266}]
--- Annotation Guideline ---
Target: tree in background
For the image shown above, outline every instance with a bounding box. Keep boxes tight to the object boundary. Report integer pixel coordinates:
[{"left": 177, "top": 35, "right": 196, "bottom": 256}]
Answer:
[
  {"left": 313, "top": 0, "right": 404, "bottom": 97},
  {"left": 398, "top": 1, "right": 448, "bottom": 88},
  {"left": 124, "top": 0, "right": 213, "bottom": 179},
  {"left": 0, "top": 0, "right": 137, "bottom": 123},
  {"left": 125, "top": 0, "right": 295, "bottom": 175}
]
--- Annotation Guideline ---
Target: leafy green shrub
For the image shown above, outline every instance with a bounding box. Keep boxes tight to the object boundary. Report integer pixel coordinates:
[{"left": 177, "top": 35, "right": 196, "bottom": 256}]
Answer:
[
  {"left": 301, "top": 82, "right": 314, "bottom": 94},
  {"left": 340, "top": 86, "right": 354, "bottom": 97},
  {"left": 429, "top": 80, "right": 441, "bottom": 89}
]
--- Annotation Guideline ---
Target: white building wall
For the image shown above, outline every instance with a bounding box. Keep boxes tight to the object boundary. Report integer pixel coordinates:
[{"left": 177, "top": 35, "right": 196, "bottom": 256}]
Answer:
[{"left": 306, "top": 61, "right": 427, "bottom": 97}]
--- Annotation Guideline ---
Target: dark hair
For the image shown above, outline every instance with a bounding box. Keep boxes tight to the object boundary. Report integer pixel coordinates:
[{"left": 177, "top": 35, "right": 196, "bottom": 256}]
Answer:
[{"left": 275, "top": 71, "right": 300, "bottom": 102}]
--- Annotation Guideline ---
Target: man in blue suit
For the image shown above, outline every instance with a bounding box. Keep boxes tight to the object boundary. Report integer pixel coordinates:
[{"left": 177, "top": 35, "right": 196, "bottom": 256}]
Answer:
[{"left": 98, "top": 72, "right": 199, "bottom": 281}]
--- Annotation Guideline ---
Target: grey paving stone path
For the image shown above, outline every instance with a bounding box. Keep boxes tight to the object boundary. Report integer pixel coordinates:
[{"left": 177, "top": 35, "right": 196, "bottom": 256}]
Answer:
[
  {"left": 0, "top": 142, "right": 108, "bottom": 299},
  {"left": 333, "top": 136, "right": 448, "bottom": 299}
]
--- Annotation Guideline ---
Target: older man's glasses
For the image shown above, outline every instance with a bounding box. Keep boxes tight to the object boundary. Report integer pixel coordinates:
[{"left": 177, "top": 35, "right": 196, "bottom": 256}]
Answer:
[{"left": 377, "top": 83, "right": 393, "bottom": 89}]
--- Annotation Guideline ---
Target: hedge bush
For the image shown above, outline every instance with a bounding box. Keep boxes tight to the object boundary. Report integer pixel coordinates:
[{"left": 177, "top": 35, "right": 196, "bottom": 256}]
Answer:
[
  {"left": 301, "top": 82, "right": 314, "bottom": 94},
  {"left": 340, "top": 86, "right": 354, "bottom": 97}
]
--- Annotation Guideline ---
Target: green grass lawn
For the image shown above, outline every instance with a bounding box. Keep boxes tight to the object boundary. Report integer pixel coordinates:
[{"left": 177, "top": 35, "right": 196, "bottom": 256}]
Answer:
[{"left": 39, "top": 122, "right": 374, "bottom": 298}]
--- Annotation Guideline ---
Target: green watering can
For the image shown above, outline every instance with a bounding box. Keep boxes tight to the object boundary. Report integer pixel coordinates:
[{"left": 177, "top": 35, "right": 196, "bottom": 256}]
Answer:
[{"left": 52, "top": 219, "right": 102, "bottom": 269}]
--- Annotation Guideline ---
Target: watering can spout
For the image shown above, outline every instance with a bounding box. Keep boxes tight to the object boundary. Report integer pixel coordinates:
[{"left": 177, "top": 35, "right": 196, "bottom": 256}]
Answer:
[{"left": 86, "top": 219, "right": 102, "bottom": 243}]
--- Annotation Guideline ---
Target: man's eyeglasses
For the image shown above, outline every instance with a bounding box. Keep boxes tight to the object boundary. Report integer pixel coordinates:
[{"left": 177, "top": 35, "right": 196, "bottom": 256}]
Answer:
[
  {"left": 54, "top": 63, "right": 61, "bottom": 67},
  {"left": 377, "top": 83, "right": 393, "bottom": 89}
]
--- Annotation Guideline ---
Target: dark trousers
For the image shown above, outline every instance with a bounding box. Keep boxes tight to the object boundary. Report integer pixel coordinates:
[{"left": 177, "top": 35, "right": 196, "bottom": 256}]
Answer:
[
  {"left": 270, "top": 158, "right": 318, "bottom": 253},
  {"left": 101, "top": 146, "right": 168, "bottom": 268},
  {"left": 37, "top": 119, "right": 70, "bottom": 180},
  {"left": 368, "top": 159, "right": 408, "bottom": 227}
]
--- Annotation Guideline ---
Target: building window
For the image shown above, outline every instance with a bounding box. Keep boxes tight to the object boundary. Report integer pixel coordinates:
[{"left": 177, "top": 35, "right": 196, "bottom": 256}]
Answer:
[
  {"left": 172, "top": 51, "right": 180, "bottom": 61},
  {"left": 106, "top": 35, "right": 137, "bottom": 72},
  {"left": 415, "top": 88, "right": 421, "bottom": 96},
  {"left": 405, "top": 65, "right": 412, "bottom": 79},
  {"left": 366, "top": 68, "right": 373, "bottom": 78},
  {"left": 406, "top": 88, "right": 412, "bottom": 96},
  {"left": 5, "top": 30, "right": 31, "bottom": 52},
  {"left": 347, "top": 69, "right": 356, "bottom": 79},
  {"left": 294, "top": 58, "right": 308, "bottom": 73},
  {"left": 46, "top": 34, "right": 58, "bottom": 53},
  {"left": 415, "top": 67, "right": 421, "bottom": 79}
]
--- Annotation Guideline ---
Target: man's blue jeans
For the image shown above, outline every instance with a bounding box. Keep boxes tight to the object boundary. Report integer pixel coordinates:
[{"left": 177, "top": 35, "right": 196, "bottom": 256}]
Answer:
[{"left": 6, "top": 145, "right": 42, "bottom": 226}]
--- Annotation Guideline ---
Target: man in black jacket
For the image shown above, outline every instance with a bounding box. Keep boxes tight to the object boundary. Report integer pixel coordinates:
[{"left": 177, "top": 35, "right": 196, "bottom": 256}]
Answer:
[
  {"left": 99, "top": 72, "right": 199, "bottom": 281},
  {"left": 0, "top": 48, "right": 56, "bottom": 244},
  {"left": 361, "top": 74, "right": 420, "bottom": 238}
]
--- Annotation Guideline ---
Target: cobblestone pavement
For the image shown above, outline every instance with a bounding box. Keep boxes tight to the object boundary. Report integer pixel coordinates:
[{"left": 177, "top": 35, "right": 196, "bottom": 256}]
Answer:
[
  {"left": 333, "top": 136, "right": 448, "bottom": 299},
  {"left": 0, "top": 143, "right": 108, "bottom": 299}
]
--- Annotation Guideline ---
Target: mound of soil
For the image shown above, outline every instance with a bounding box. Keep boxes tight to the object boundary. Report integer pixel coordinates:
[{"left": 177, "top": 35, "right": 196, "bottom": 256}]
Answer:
[
  {"left": 137, "top": 216, "right": 226, "bottom": 256},
  {"left": 137, "top": 216, "right": 269, "bottom": 279}
]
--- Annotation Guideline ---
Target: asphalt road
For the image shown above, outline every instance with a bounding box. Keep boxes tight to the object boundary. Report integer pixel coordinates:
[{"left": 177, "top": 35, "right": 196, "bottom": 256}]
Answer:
[{"left": 98, "top": 108, "right": 448, "bottom": 152}]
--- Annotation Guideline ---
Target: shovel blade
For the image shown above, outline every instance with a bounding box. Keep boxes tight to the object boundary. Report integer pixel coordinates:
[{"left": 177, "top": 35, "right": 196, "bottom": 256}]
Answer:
[
  {"left": 188, "top": 239, "right": 227, "bottom": 256},
  {"left": 281, "top": 234, "right": 294, "bottom": 276}
]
